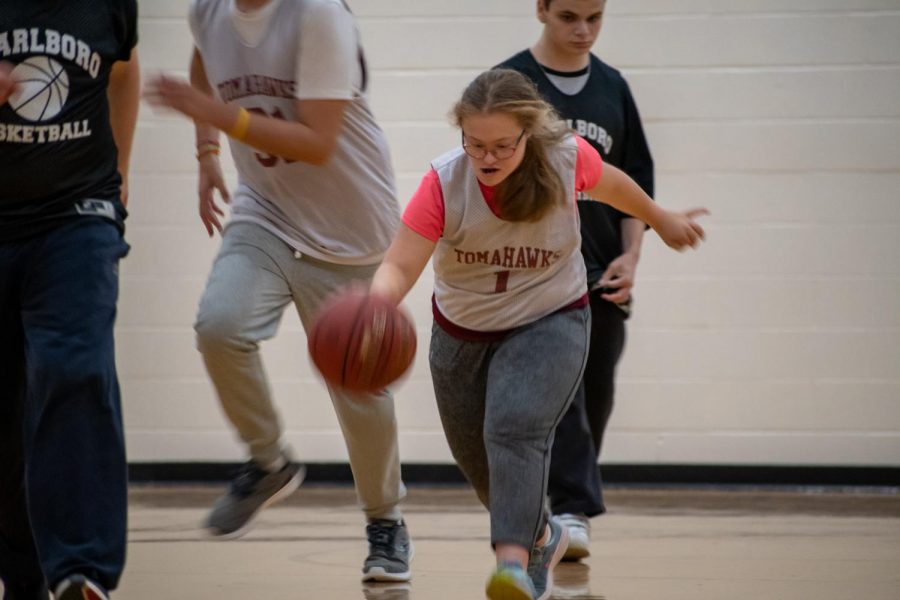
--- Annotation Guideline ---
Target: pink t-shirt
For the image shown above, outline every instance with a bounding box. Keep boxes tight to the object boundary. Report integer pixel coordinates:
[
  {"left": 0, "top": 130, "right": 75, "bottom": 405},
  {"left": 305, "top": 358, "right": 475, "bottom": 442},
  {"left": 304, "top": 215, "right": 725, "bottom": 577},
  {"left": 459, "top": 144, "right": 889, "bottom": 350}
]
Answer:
[{"left": 403, "top": 135, "right": 603, "bottom": 242}]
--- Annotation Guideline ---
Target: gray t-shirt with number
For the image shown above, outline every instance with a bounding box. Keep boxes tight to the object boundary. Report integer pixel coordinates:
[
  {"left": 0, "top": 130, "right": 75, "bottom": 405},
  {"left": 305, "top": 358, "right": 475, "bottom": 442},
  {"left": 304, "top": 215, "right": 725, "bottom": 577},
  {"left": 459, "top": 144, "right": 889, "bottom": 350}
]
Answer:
[{"left": 190, "top": 0, "right": 399, "bottom": 265}]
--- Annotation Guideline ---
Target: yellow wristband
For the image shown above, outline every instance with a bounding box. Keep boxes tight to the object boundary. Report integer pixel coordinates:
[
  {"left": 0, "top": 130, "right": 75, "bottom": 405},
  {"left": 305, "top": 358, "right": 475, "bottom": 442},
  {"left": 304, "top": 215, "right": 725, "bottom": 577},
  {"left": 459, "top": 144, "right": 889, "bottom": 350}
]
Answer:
[{"left": 228, "top": 107, "right": 251, "bottom": 141}]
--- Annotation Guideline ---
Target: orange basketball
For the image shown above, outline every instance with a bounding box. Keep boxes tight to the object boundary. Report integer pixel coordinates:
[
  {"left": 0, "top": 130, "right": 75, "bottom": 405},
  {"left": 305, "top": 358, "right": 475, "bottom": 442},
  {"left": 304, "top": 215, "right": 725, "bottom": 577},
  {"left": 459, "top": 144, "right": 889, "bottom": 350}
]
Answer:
[{"left": 308, "top": 289, "right": 416, "bottom": 393}]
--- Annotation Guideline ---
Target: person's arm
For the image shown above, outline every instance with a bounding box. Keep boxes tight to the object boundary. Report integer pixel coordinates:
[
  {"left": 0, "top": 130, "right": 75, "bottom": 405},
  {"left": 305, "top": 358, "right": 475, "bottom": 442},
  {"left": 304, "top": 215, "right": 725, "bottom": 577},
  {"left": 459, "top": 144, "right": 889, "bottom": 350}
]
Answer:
[
  {"left": 599, "top": 218, "right": 645, "bottom": 303},
  {"left": 370, "top": 225, "right": 437, "bottom": 306},
  {"left": 107, "top": 48, "right": 141, "bottom": 206},
  {"left": 585, "top": 163, "right": 707, "bottom": 250},
  {"left": 146, "top": 0, "right": 354, "bottom": 165},
  {"left": 599, "top": 80, "right": 655, "bottom": 301},
  {"left": 189, "top": 48, "right": 231, "bottom": 236},
  {"left": 190, "top": 47, "right": 219, "bottom": 148},
  {"left": 144, "top": 74, "right": 347, "bottom": 166}
]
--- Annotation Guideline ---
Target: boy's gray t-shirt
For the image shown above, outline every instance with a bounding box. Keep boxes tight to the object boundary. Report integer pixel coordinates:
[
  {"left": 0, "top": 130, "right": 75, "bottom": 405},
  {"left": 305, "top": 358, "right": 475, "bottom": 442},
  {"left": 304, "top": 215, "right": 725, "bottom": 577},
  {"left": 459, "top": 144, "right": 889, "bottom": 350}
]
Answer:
[{"left": 190, "top": 0, "right": 399, "bottom": 265}]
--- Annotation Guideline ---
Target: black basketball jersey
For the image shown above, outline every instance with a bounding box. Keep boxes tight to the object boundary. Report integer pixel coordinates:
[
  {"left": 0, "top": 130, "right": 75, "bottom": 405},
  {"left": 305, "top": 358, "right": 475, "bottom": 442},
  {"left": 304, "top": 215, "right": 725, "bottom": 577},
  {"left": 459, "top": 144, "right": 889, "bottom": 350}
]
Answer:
[
  {"left": 0, "top": 0, "right": 138, "bottom": 241},
  {"left": 497, "top": 50, "right": 654, "bottom": 287}
]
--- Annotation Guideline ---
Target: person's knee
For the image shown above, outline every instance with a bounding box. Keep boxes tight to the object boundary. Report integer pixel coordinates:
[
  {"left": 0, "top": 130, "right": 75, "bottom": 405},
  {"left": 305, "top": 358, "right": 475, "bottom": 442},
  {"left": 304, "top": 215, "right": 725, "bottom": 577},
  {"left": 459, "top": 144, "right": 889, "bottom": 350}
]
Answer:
[
  {"left": 484, "top": 410, "right": 547, "bottom": 448},
  {"left": 32, "top": 351, "right": 115, "bottom": 407},
  {"left": 194, "top": 309, "right": 248, "bottom": 354}
]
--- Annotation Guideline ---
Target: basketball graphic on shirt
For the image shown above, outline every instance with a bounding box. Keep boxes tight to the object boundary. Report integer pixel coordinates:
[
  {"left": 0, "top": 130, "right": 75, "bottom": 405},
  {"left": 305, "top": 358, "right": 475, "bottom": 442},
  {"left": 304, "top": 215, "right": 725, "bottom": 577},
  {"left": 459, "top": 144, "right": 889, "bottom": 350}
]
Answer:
[{"left": 8, "top": 56, "right": 70, "bottom": 122}]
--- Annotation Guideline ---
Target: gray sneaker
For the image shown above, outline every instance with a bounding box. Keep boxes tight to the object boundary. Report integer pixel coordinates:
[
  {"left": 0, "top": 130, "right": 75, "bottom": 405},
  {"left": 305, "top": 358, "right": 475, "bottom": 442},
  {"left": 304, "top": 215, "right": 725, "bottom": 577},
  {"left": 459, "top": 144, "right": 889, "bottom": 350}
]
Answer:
[
  {"left": 362, "top": 519, "right": 412, "bottom": 582},
  {"left": 527, "top": 516, "right": 569, "bottom": 600},
  {"left": 205, "top": 460, "right": 304, "bottom": 539}
]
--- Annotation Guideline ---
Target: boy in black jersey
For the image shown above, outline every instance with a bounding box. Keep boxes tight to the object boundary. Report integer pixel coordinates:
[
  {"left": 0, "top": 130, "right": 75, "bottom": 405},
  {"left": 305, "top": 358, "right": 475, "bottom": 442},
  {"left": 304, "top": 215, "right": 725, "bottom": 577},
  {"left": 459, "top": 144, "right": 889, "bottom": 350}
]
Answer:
[
  {"left": 0, "top": 2, "right": 140, "bottom": 599},
  {"left": 498, "top": 0, "right": 655, "bottom": 561}
]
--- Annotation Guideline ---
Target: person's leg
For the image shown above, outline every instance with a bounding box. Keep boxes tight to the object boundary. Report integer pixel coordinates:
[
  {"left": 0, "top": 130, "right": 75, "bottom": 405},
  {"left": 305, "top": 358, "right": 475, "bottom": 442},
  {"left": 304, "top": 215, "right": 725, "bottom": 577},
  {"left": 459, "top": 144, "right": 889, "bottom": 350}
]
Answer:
[
  {"left": 0, "top": 240, "right": 48, "bottom": 600},
  {"left": 428, "top": 326, "right": 492, "bottom": 509},
  {"left": 194, "top": 222, "right": 302, "bottom": 537},
  {"left": 288, "top": 255, "right": 408, "bottom": 581},
  {"left": 546, "top": 382, "right": 604, "bottom": 517},
  {"left": 582, "top": 296, "right": 627, "bottom": 455},
  {"left": 16, "top": 220, "right": 129, "bottom": 593},
  {"left": 0, "top": 394, "right": 48, "bottom": 600},
  {"left": 548, "top": 294, "right": 626, "bottom": 559},
  {"left": 429, "top": 327, "right": 539, "bottom": 597},
  {"left": 484, "top": 307, "right": 589, "bottom": 552},
  {"left": 483, "top": 307, "right": 589, "bottom": 600},
  {"left": 289, "top": 256, "right": 406, "bottom": 519},
  {"left": 549, "top": 295, "right": 626, "bottom": 517},
  {"left": 195, "top": 222, "right": 297, "bottom": 467}
]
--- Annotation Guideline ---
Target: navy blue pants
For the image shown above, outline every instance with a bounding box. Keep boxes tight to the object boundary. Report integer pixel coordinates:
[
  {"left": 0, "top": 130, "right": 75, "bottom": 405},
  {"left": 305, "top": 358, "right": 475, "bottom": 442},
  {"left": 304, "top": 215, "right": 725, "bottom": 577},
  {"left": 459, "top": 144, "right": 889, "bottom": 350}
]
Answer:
[
  {"left": 0, "top": 219, "right": 129, "bottom": 599},
  {"left": 548, "top": 292, "right": 627, "bottom": 517}
]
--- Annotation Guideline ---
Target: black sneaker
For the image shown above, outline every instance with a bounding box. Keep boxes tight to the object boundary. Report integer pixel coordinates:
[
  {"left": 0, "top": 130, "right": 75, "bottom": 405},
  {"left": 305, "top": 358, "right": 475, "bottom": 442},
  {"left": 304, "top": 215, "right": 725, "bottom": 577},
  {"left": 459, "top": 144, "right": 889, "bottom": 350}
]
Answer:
[
  {"left": 205, "top": 459, "right": 304, "bottom": 539},
  {"left": 54, "top": 575, "right": 108, "bottom": 600},
  {"left": 362, "top": 518, "right": 413, "bottom": 582}
]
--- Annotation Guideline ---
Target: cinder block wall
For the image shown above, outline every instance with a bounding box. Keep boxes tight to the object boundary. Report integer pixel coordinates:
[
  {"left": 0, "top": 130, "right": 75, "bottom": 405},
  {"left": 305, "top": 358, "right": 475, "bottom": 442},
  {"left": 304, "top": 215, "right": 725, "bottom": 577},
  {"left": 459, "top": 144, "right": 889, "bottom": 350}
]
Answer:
[{"left": 123, "top": 0, "right": 900, "bottom": 466}]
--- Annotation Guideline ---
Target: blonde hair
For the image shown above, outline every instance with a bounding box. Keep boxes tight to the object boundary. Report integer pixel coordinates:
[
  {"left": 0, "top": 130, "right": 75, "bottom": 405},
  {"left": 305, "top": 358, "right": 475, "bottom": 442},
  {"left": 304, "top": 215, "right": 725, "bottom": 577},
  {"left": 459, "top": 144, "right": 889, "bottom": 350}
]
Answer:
[{"left": 452, "top": 69, "right": 570, "bottom": 222}]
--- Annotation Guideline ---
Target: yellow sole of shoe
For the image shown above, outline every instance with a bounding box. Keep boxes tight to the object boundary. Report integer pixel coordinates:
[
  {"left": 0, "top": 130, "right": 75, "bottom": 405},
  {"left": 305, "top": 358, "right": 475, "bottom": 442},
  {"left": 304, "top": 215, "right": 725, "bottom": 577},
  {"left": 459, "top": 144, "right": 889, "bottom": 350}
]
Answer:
[{"left": 485, "top": 572, "right": 533, "bottom": 600}]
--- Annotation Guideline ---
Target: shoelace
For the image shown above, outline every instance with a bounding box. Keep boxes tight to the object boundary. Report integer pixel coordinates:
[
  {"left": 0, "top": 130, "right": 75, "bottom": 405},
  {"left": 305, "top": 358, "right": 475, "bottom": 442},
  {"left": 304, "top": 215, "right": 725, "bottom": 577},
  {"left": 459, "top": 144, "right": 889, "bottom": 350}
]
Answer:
[
  {"left": 529, "top": 542, "right": 549, "bottom": 574},
  {"left": 529, "top": 523, "right": 559, "bottom": 579},
  {"left": 367, "top": 521, "right": 400, "bottom": 558},
  {"left": 229, "top": 461, "right": 268, "bottom": 497}
]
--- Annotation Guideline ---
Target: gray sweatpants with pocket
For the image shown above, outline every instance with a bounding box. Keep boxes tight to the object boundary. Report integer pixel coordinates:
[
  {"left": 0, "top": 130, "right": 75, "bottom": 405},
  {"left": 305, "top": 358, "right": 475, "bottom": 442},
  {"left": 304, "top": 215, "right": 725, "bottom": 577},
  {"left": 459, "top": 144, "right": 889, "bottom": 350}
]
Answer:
[
  {"left": 429, "top": 306, "right": 590, "bottom": 548},
  {"left": 195, "top": 221, "right": 405, "bottom": 520}
]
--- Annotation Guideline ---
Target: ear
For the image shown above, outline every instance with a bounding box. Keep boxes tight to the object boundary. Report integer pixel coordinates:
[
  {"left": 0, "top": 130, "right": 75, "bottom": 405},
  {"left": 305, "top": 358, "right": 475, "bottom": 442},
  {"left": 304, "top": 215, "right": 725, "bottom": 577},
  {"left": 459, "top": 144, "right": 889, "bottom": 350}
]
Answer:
[{"left": 536, "top": 0, "right": 548, "bottom": 23}]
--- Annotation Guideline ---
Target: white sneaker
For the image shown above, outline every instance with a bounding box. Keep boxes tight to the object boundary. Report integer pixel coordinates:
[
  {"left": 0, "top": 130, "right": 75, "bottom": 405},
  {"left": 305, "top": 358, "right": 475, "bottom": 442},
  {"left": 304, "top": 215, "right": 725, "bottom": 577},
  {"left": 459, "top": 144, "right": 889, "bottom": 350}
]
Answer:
[{"left": 557, "top": 513, "right": 590, "bottom": 561}]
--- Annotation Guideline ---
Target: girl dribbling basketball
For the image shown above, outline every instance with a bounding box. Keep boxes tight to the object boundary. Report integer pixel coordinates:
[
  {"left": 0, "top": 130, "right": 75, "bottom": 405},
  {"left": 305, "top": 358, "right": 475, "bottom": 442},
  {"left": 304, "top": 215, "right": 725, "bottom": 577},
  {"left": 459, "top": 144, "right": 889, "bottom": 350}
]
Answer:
[{"left": 370, "top": 69, "right": 707, "bottom": 600}]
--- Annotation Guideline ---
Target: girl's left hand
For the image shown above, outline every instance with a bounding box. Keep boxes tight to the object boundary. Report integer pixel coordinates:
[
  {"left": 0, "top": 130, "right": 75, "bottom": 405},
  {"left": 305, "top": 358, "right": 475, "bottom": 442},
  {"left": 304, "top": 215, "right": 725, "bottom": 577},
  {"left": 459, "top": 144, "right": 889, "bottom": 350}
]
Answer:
[{"left": 656, "top": 208, "right": 709, "bottom": 251}]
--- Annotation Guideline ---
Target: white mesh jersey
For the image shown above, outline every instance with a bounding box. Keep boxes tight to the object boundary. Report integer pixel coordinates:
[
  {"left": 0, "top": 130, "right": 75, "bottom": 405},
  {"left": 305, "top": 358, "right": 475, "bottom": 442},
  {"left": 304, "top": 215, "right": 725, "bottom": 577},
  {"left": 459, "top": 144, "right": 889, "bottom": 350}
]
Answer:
[
  {"left": 431, "top": 136, "right": 588, "bottom": 331},
  {"left": 190, "top": 0, "right": 399, "bottom": 265}
]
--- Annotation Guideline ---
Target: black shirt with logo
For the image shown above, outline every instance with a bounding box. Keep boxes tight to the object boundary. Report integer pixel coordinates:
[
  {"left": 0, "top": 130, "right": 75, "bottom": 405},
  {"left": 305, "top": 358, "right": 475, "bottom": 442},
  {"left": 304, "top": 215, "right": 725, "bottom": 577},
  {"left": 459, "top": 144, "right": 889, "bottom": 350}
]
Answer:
[
  {"left": 498, "top": 50, "right": 654, "bottom": 288},
  {"left": 0, "top": 0, "right": 138, "bottom": 241}
]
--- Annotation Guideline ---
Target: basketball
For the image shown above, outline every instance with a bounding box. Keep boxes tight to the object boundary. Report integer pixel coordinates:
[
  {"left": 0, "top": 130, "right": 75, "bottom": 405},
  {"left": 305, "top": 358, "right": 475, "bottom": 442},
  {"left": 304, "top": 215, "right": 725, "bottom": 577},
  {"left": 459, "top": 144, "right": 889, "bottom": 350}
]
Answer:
[
  {"left": 8, "top": 56, "right": 69, "bottom": 122},
  {"left": 308, "top": 289, "right": 416, "bottom": 393}
]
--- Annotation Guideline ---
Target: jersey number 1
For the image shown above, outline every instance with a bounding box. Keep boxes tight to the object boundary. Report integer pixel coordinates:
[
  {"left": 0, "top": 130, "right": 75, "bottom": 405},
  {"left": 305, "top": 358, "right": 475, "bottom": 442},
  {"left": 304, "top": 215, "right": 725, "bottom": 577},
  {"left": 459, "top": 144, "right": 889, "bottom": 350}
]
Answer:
[{"left": 494, "top": 271, "right": 510, "bottom": 293}]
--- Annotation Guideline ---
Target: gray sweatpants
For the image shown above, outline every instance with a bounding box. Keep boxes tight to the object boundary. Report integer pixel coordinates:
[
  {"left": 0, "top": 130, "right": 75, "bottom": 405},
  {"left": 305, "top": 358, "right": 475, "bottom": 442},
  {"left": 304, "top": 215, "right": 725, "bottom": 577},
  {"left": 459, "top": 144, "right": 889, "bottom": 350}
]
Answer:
[
  {"left": 195, "top": 221, "right": 405, "bottom": 520},
  {"left": 429, "top": 306, "right": 590, "bottom": 549}
]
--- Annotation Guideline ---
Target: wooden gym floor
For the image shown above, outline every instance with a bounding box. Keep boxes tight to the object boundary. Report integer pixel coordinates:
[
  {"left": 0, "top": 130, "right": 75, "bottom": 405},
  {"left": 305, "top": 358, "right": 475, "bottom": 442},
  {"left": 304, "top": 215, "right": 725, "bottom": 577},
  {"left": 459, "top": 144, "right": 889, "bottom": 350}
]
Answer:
[{"left": 107, "top": 484, "right": 900, "bottom": 599}]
